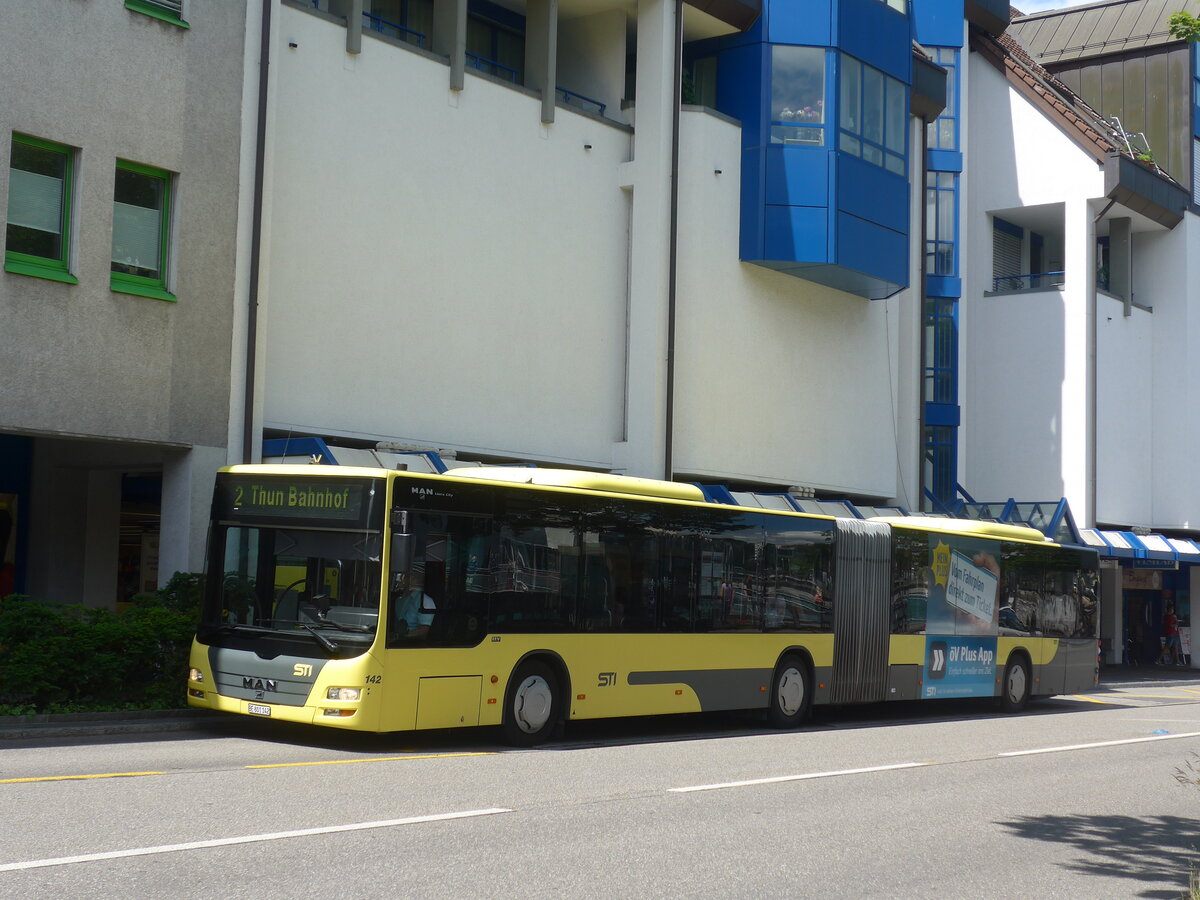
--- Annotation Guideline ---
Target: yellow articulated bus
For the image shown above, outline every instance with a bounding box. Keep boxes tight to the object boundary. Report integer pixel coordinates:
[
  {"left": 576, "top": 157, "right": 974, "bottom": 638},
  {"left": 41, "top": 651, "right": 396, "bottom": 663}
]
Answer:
[{"left": 187, "top": 465, "right": 1099, "bottom": 745}]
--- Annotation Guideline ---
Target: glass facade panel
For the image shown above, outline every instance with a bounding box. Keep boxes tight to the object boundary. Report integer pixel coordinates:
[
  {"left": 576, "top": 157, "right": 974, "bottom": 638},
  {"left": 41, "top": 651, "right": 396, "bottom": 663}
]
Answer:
[
  {"left": 840, "top": 56, "right": 861, "bottom": 133},
  {"left": 839, "top": 53, "right": 906, "bottom": 175},
  {"left": 771, "top": 45, "right": 825, "bottom": 145}
]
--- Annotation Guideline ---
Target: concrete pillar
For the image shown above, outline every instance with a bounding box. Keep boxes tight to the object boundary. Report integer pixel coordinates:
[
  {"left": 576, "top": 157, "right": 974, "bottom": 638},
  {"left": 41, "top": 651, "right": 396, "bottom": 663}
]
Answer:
[
  {"left": 160, "top": 445, "right": 227, "bottom": 584},
  {"left": 616, "top": 0, "right": 676, "bottom": 479},
  {"left": 82, "top": 470, "right": 121, "bottom": 609},
  {"left": 27, "top": 442, "right": 86, "bottom": 604},
  {"left": 1062, "top": 196, "right": 1094, "bottom": 524},
  {"left": 526, "top": 0, "right": 558, "bottom": 123},
  {"left": 432, "top": 0, "right": 467, "bottom": 91},
  {"left": 1100, "top": 565, "right": 1122, "bottom": 664},
  {"left": 1107, "top": 216, "right": 1131, "bottom": 309},
  {"left": 329, "top": 0, "right": 364, "bottom": 53}
]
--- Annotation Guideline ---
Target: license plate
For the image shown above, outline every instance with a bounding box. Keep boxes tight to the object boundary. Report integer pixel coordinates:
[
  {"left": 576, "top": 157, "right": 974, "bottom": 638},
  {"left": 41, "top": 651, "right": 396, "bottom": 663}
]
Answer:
[{"left": 247, "top": 703, "right": 272, "bottom": 716}]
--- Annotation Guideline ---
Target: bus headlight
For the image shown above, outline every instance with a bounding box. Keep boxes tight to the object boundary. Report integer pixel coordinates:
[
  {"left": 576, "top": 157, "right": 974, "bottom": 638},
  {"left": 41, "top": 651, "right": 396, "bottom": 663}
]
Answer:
[
  {"left": 326, "top": 687, "right": 361, "bottom": 701},
  {"left": 189, "top": 668, "right": 204, "bottom": 683}
]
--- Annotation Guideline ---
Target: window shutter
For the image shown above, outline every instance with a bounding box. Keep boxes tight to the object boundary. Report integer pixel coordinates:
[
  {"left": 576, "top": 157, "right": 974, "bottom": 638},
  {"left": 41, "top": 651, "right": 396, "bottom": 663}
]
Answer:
[
  {"left": 992, "top": 224, "right": 1022, "bottom": 289},
  {"left": 1193, "top": 139, "right": 1200, "bottom": 207},
  {"left": 147, "top": 0, "right": 183, "bottom": 13}
]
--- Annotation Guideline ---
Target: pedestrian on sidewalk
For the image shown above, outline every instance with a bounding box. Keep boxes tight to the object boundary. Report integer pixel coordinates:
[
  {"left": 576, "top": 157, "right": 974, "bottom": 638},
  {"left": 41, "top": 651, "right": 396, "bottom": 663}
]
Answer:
[{"left": 1158, "top": 604, "right": 1185, "bottom": 666}]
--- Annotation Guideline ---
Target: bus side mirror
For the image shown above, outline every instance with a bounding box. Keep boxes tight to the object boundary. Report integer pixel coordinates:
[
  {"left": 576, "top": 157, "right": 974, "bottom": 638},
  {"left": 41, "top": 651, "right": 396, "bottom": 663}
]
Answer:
[{"left": 390, "top": 533, "right": 412, "bottom": 577}]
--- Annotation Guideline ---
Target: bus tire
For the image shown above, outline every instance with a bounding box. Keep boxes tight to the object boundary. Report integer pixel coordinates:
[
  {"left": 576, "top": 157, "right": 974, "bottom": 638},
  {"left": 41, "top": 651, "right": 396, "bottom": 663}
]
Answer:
[
  {"left": 767, "top": 655, "right": 810, "bottom": 729},
  {"left": 501, "top": 660, "right": 560, "bottom": 747},
  {"left": 1000, "top": 655, "right": 1031, "bottom": 713}
]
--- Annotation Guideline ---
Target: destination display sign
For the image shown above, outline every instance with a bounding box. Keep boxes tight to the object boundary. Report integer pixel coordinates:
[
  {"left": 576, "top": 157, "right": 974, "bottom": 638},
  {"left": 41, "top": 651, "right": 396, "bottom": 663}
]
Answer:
[{"left": 217, "top": 475, "right": 379, "bottom": 525}]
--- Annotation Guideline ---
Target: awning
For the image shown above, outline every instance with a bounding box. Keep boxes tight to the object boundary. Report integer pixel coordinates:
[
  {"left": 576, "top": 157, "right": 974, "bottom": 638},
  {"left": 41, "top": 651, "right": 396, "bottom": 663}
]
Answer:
[
  {"left": 1134, "top": 533, "right": 1181, "bottom": 562},
  {"left": 1094, "top": 530, "right": 1137, "bottom": 559}
]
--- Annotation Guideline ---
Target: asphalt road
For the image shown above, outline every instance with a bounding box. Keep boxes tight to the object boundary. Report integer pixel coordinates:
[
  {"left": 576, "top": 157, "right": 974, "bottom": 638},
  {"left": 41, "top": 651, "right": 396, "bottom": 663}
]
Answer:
[{"left": 2, "top": 682, "right": 1200, "bottom": 899}]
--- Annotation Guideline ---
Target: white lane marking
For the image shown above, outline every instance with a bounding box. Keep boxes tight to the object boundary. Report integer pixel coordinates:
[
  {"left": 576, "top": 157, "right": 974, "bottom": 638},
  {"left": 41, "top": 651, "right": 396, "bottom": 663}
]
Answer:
[
  {"left": 998, "top": 731, "right": 1200, "bottom": 757},
  {"left": 0, "top": 808, "right": 513, "bottom": 872},
  {"left": 669, "top": 762, "right": 929, "bottom": 793}
]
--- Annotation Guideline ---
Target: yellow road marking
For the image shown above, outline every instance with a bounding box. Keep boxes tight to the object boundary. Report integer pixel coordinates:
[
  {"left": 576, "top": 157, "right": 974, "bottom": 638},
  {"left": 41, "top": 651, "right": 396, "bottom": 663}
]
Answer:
[
  {"left": 1070, "top": 694, "right": 1117, "bottom": 704},
  {"left": 245, "top": 752, "right": 494, "bottom": 769},
  {"left": 1, "top": 772, "right": 163, "bottom": 784}
]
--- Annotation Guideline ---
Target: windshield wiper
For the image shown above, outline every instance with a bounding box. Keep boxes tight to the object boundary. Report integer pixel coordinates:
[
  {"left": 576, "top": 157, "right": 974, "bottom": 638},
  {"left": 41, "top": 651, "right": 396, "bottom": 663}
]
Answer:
[
  {"left": 305, "top": 620, "right": 374, "bottom": 634},
  {"left": 214, "top": 623, "right": 271, "bottom": 637},
  {"left": 299, "top": 622, "right": 339, "bottom": 652}
]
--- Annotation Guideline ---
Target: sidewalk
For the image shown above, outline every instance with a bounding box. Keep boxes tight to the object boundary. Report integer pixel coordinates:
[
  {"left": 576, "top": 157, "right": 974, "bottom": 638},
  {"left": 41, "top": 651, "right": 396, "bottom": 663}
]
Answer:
[{"left": 1100, "top": 662, "right": 1200, "bottom": 687}]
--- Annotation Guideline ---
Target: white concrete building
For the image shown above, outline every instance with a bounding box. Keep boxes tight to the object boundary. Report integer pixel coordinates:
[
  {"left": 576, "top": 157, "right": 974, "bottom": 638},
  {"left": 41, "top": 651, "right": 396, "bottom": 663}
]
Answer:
[
  {"left": 960, "top": 23, "right": 1197, "bottom": 663},
  {"left": 250, "top": 0, "right": 930, "bottom": 502}
]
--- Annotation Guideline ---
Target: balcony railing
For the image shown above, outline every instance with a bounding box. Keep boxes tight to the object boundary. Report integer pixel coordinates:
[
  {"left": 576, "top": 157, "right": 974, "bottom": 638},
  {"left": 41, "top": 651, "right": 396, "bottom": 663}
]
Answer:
[
  {"left": 466, "top": 52, "right": 519, "bottom": 83},
  {"left": 362, "top": 11, "right": 425, "bottom": 48},
  {"left": 991, "top": 271, "right": 1064, "bottom": 292},
  {"left": 555, "top": 87, "right": 606, "bottom": 117}
]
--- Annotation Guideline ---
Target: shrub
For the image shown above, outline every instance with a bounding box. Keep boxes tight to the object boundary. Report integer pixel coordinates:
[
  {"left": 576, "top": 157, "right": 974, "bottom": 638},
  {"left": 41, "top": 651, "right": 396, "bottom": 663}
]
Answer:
[{"left": 0, "top": 572, "right": 203, "bottom": 715}]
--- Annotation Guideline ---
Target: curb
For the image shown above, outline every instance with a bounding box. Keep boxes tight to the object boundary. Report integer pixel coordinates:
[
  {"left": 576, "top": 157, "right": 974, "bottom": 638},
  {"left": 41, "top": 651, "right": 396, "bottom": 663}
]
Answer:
[{"left": 0, "top": 709, "right": 221, "bottom": 742}]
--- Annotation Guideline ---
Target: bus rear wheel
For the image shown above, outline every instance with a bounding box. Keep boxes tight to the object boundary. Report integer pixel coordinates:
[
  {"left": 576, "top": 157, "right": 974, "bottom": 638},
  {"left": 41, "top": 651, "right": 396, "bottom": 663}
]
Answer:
[
  {"left": 501, "top": 660, "right": 560, "bottom": 747},
  {"left": 1000, "top": 655, "right": 1031, "bottom": 712},
  {"left": 767, "top": 655, "right": 810, "bottom": 729}
]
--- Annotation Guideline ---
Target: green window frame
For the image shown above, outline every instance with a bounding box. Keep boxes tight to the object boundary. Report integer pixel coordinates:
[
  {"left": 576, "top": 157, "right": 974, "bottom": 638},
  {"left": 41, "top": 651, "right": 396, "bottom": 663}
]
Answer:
[
  {"left": 5, "top": 133, "right": 78, "bottom": 285},
  {"left": 110, "top": 159, "right": 176, "bottom": 302},
  {"left": 125, "top": 0, "right": 189, "bottom": 29}
]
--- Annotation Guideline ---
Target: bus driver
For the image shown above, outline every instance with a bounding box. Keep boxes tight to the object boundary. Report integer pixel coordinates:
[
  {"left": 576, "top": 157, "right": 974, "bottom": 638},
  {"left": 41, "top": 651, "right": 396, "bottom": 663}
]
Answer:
[{"left": 392, "top": 571, "right": 435, "bottom": 639}]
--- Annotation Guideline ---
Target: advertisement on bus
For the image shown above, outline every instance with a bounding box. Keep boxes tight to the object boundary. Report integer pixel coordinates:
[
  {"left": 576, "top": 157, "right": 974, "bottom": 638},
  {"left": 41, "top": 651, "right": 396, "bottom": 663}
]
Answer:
[{"left": 919, "top": 534, "right": 1001, "bottom": 698}]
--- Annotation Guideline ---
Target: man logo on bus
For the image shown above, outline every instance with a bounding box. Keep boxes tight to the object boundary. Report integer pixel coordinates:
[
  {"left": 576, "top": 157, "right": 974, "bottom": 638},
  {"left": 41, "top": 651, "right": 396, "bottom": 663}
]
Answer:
[{"left": 243, "top": 677, "right": 278, "bottom": 692}]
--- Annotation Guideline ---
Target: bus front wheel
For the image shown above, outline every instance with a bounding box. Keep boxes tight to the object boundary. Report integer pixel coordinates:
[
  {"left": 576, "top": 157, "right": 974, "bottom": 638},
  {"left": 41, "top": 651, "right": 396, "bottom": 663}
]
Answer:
[
  {"left": 1000, "top": 655, "right": 1031, "bottom": 713},
  {"left": 767, "top": 655, "right": 810, "bottom": 729},
  {"left": 501, "top": 660, "right": 560, "bottom": 747}
]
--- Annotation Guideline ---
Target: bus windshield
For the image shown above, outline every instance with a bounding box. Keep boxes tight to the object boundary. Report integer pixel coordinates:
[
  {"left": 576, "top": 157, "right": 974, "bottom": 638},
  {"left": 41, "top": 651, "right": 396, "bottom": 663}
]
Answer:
[{"left": 202, "top": 525, "right": 383, "bottom": 648}]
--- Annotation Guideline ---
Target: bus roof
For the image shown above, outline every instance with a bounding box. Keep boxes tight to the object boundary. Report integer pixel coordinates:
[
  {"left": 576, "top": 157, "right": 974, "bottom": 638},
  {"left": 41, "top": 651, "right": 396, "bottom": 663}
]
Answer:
[
  {"left": 443, "top": 466, "right": 707, "bottom": 503},
  {"left": 871, "top": 516, "right": 1050, "bottom": 544}
]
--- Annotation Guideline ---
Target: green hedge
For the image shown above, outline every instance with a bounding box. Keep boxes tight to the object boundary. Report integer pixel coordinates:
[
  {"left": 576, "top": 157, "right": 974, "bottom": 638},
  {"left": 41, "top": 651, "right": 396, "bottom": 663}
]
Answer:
[{"left": 0, "top": 572, "right": 202, "bottom": 716}]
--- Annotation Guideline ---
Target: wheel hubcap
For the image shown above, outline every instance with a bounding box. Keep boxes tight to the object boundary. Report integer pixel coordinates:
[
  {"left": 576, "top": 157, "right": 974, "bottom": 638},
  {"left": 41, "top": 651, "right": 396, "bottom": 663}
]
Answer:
[
  {"left": 1008, "top": 666, "right": 1027, "bottom": 703},
  {"left": 513, "top": 675, "right": 552, "bottom": 733},
  {"left": 777, "top": 666, "right": 804, "bottom": 717}
]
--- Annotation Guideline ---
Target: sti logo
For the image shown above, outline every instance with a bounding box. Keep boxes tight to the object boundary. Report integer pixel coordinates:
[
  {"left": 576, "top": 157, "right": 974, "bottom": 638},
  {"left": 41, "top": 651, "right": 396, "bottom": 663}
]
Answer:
[{"left": 928, "top": 641, "right": 948, "bottom": 679}]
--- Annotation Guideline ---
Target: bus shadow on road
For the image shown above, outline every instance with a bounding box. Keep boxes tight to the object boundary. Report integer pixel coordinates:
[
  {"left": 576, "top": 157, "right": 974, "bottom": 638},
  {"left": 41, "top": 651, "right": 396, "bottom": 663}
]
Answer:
[{"left": 173, "top": 693, "right": 1110, "bottom": 755}]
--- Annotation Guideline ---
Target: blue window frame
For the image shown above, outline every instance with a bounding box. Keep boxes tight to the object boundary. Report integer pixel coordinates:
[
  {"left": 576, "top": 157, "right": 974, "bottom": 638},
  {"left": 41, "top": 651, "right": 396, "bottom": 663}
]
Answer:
[
  {"left": 923, "top": 295, "right": 957, "bottom": 512},
  {"left": 838, "top": 54, "right": 907, "bottom": 175},
  {"left": 926, "top": 48, "right": 958, "bottom": 151},
  {"left": 923, "top": 426, "right": 956, "bottom": 511},
  {"left": 925, "top": 172, "right": 957, "bottom": 276},
  {"left": 924, "top": 296, "right": 956, "bottom": 406},
  {"left": 1194, "top": 43, "right": 1200, "bottom": 138}
]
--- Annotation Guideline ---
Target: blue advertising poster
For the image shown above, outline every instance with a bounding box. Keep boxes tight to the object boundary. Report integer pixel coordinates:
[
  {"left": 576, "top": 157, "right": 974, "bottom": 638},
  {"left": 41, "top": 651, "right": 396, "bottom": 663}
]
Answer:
[
  {"left": 922, "top": 635, "right": 998, "bottom": 699},
  {"left": 890, "top": 530, "right": 1005, "bottom": 699}
]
